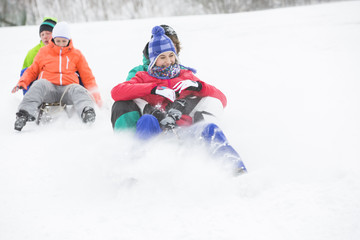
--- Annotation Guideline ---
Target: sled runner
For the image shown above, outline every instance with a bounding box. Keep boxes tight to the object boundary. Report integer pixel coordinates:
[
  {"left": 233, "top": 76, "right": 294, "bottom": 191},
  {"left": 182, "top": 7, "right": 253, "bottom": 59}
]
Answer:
[{"left": 36, "top": 102, "right": 73, "bottom": 125}]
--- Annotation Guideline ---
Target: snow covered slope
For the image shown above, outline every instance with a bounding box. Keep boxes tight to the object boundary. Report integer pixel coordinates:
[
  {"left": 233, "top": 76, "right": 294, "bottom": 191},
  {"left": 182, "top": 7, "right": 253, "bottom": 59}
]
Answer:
[{"left": 0, "top": 1, "right": 359, "bottom": 239}]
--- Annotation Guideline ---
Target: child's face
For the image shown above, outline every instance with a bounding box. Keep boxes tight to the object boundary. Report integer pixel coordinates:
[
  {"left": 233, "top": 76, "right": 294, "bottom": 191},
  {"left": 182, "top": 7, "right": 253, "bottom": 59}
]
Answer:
[
  {"left": 54, "top": 37, "right": 70, "bottom": 47},
  {"left": 40, "top": 31, "right": 52, "bottom": 46},
  {"left": 155, "top": 51, "right": 176, "bottom": 67}
]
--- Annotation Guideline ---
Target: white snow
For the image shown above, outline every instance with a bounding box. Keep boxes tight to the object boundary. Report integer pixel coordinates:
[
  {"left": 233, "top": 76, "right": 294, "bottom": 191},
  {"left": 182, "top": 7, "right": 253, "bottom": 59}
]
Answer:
[{"left": 1, "top": 1, "right": 360, "bottom": 239}]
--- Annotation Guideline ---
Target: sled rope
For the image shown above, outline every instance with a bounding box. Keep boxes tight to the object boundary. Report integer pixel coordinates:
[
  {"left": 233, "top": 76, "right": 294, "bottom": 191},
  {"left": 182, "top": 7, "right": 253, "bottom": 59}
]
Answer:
[
  {"left": 59, "top": 85, "right": 72, "bottom": 108},
  {"left": 38, "top": 85, "right": 72, "bottom": 119}
]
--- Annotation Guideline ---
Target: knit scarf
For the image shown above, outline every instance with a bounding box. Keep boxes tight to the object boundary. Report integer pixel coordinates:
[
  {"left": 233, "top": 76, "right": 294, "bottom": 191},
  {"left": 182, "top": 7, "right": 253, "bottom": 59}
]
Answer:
[{"left": 148, "top": 64, "right": 181, "bottom": 79}]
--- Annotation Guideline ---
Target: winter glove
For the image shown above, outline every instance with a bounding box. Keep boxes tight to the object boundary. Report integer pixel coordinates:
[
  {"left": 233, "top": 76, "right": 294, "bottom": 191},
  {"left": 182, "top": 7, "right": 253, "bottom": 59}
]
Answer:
[
  {"left": 159, "top": 108, "right": 182, "bottom": 130},
  {"left": 91, "top": 91, "right": 103, "bottom": 108},
  {"left": 11, "top": 81, "right": 27, "bottom": 93},
  {"left": 151, "top": 86, "right": 176, "bottom": 102},
  {"left": 143, "top": 104, "right": 166, "bottom": 122},
  {"left": 173, "top": 80, "right": 202, "bottom": 94},
  {"left": 166, "top": 98, "right": 186, "bottom": 112},
  {"left": 159, "top": 116, "right": 176, "bottom": 129},
  {"left": 167, "top": 108, "right": 182, "bottom": 121}
]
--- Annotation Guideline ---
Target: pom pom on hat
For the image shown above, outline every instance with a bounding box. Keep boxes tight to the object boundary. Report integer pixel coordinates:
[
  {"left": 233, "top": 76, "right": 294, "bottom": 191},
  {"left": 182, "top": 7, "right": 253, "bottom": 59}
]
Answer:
[
  {"left": 39, "top": 17, "right": 57, "bottom": 35},
  {"left": 148, "top": 26, "right": 178, "bottom": 70},
  {"left": 152, "top": 26, "right": 165, "bottom": 37},
  {"left": 52, "top": 22, "right": 71, "bottom": 40}
]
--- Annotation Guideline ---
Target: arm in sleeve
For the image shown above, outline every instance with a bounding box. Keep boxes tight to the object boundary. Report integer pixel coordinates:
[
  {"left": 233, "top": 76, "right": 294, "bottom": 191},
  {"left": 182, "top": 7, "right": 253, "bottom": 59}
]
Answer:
[
  {"left": 21, "top": 42, "right": 43, "bottom": 70},
  {"left": 191, "top": 74, "right": 227, "bottom": 108},
  {"left": 76, "top": 52, "right": 98, "bottom": 90},
  {"left": 76, "top": 52, "right": 103, "bottom": 107},
  {"left": 111, "top": 75, "right": 157, "bottom": 102},
  {"left": 18, "top": 53, "right": 41, "bottom": 87}
]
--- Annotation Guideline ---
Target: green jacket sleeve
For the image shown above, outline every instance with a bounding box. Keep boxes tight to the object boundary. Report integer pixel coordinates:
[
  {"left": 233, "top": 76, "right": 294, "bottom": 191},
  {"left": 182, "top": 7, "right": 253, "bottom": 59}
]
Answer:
[{"left": 22, "top": 42, "right": 44, "bottom": 70}]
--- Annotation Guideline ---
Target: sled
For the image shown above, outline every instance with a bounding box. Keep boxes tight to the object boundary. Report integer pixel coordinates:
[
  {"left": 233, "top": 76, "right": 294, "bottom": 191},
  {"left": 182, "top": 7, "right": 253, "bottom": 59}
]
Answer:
[{"left": 36, "top": 102, "right": 74, "bottom": 125}]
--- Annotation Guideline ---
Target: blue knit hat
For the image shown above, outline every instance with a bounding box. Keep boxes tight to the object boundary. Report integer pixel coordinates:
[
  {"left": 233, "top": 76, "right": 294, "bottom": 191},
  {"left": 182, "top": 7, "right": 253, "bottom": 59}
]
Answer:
[{"left": 148, "top": 26, "right": 179, "bottom": 70}]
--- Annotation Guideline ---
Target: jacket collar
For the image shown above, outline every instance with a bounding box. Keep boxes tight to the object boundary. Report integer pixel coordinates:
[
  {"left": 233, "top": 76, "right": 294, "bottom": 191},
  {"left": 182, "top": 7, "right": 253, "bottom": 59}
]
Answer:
[{"left": 48, "top": 39, "right": 74, "bottom": 53}]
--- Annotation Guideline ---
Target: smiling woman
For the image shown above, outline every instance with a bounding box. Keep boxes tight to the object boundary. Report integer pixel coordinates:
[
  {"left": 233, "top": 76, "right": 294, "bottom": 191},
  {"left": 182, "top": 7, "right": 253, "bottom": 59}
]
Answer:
[
  {"left": 108, "top": 25, "right": 245, "bottom": 173},
  {"left": 110, "top": 25, "right": 227, "bottom": 132}
]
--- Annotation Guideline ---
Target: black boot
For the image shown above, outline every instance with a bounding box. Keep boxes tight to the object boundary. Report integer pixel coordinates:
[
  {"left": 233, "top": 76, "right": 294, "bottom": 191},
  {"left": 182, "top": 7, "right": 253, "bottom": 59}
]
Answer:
[
  {"left": 14, "top": 110, "right": 35, "bottom": 131},
  {"left": 81, "top": 107, "right": 96, "bottom": 123}
]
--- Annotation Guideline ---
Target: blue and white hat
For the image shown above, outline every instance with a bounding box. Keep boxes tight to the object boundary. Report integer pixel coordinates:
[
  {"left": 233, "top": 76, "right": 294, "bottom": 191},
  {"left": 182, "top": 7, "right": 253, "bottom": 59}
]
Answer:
[
  {"left": 52, "top": 21, "right": 71, "bottom": 40},
  {"left": 148, "top": 26, "right": 179, "bottom": 70}
]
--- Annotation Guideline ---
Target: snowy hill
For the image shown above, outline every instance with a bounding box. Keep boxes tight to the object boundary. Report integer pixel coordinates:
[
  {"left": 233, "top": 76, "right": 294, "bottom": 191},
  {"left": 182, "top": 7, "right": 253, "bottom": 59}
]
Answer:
[{"left": 1, "top": 1, "right": 360, "bottom": 239}]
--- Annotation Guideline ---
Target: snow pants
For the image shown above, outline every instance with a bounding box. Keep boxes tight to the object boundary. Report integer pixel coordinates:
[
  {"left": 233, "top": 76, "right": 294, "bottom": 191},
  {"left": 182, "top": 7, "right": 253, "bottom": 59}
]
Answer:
[
  {"left": 135, "top": 116, "right": 247, "bottom": 172},
  {"left": 111, "top": 100, "right": 141, "bottom": 130},
  {"left": 111, "top": 95, "right": 224, "bottom": 131},
  {"left": 18, "top": 79, "right": 94, "bottom": 118}
]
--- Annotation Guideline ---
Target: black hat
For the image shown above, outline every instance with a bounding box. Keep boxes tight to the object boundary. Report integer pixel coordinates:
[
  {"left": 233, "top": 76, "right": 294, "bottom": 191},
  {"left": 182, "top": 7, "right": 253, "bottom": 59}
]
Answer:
[
  {"left": 160, "top": 24, "right": 178, "bottom": 37},
  {"left": 39, "top": 17, "right": 57, "bottom": 35}
]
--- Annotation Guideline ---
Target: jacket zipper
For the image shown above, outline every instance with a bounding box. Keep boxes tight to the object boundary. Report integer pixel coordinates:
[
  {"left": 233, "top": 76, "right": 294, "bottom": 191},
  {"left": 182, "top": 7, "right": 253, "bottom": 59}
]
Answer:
[{"left": 59, "top": 48, "right": 62, "bottom": 85}]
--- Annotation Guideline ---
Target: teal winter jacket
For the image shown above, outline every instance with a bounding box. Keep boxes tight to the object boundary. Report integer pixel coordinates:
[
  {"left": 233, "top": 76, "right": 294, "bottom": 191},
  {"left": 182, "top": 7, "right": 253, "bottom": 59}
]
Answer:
[{"left": 126, "top": 55, "right": 149, "bottom": 81}]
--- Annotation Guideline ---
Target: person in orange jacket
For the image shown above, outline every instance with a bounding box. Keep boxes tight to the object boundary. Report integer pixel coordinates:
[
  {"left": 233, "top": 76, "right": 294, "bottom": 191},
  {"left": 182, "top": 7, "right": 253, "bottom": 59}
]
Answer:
[{"left": 11, "top": 22, "right": 102, "bottom": 131}]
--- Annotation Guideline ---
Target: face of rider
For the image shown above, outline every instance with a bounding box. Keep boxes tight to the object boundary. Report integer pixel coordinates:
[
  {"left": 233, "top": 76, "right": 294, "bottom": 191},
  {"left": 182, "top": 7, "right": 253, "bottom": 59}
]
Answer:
[
  {"left": 155, "top": 51, "right": 176, "bottom": 67},
  {"left": 40, "top": 31, "right": 52, "bottom": 45},
  {"left": 54, "top": 37, "right": 70, "bottom": 47}
]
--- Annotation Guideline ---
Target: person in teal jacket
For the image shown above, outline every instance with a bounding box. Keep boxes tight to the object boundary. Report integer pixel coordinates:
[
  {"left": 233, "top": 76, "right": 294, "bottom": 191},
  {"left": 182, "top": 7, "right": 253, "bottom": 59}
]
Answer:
[
  {"left": 111, "top": 25, "right": 184, "bottom": 130},
  {"left": 21, "top": 17, "right": 57, "bottom": 94}
]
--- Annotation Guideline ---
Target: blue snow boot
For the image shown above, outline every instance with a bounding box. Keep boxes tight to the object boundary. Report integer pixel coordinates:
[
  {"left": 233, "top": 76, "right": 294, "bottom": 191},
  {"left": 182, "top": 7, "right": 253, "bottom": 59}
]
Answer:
[
  {"left": 214, "top": 144, "right": 247, "bottom": 175},
  {"left": 135, "top": 114, "right": 162, "bottom": 140},
  {"left": 201, "top": 123, "right": 228, "bottom": 145},
  {"left": 201, "top": 123, "right": 247, "bottom": 175}
]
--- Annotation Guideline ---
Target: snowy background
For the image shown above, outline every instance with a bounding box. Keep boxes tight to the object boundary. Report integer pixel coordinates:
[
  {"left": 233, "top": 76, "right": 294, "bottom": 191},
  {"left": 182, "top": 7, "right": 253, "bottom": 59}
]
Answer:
[
  {"left": 1, "top": 0, "right": 344, "bottom": 27},
  {"left": 1, "top": 1, "right": 360, "bottom": 239}
]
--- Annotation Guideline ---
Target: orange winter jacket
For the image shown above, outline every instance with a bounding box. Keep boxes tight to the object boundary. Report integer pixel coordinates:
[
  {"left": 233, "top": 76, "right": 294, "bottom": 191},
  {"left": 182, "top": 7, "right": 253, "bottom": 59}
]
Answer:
[{"left": 19, "top": 40, "right": 98, "bottom": 91}]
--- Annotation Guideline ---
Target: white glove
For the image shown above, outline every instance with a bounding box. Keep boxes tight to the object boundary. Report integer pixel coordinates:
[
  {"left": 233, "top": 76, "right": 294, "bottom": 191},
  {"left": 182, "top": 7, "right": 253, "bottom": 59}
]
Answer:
[
  {"left": 173, "top": 80, "right": 201, "bottom": 94},
  {"left": 152, "top": 86, "right": 176, "bottom": 102}
]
